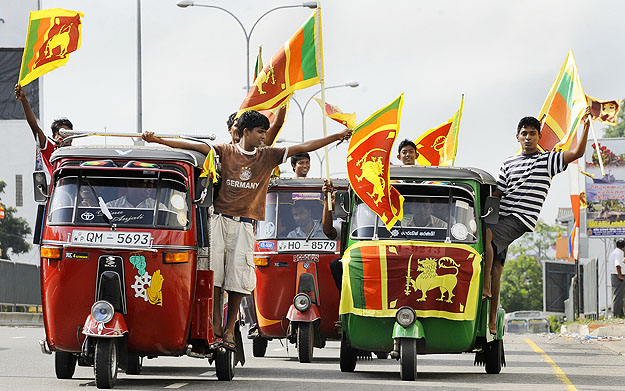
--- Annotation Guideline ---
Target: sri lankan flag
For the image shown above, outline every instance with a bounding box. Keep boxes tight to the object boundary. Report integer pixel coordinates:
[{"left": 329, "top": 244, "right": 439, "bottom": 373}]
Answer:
[
  {"left": 346, "top": 94, "right": 404, "bottom": 231},
  {"left": 312, "top": 97, "right": 357, "bottom": 129},
  {"left": 199, "top": 149, "right": 219, "bottom": 183},
  {"left": 439, "top": 95, "right": 464, "bottom": 166},
  {"left": 339, "top": 241, "right": 481, "bottom": 321},
  {"left": 253, "top": 45, "right": 263, "bottom": 83},
  {"left": 537, "top": 51, "right": 587, "bottom": 152},
  {"left": 18, "top": 9, "right": 83, "bottom": 87},
  {"left": 586, "top": 95, "right": 621, "bottom": 125},
  {"left": 238, "top": 11, "right": 321, "bottom": 116},
  {"left": 414, "top": 119, "right": 452, "bottom": 166}
]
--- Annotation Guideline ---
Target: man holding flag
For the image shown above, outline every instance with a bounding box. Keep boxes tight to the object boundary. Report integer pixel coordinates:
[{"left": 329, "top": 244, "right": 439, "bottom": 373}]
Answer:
[{"left": 484, "top": 108, "right": 591, "bottom": 335}]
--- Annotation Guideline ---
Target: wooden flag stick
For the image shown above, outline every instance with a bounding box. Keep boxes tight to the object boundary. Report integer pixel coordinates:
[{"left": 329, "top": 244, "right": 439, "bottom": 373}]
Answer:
[{"left": 315, "top": 1, "right": 332, "bottom": 211}]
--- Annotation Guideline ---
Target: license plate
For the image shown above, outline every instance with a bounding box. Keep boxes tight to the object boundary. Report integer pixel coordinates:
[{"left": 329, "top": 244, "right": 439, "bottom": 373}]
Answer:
[
  {"left": 71, "top": 230, "right": 152, "bottom": 247},
  {"left": 277, "top": 240, "right": 337, "bottom": 253}
]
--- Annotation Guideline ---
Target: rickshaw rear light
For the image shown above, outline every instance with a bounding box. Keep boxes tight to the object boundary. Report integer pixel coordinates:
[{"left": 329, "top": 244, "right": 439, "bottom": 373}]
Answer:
[
  {"left": 91, "top": 300, "right": 115, "bottom": 324},
  {"left": 254, "top": 257, "right": 269, "bottom": 267},
  {"left": 293, "top": 293, "right": 312, "bottom": 312},
  {"left": 164, "top": 252, "right": 190, "bottom": 264},
  {"left": 396, "top": 306, "right": 416, "bottom": 328},
  {"left": 40, "top": 246, "right": 61, "bottom": 260}
]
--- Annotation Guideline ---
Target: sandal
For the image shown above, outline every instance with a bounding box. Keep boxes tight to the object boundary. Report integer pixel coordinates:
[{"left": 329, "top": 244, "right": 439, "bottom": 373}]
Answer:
[{"left": 221, "top": 339, "right": 236, "bottom": 353}]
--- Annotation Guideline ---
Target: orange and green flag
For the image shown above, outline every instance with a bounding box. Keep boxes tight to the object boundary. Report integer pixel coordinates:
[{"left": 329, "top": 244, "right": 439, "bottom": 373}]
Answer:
[
  {"left": 312, "top": 97, "right": 357, "bottom": 129},
  {"left": 253, "top": 45, "right": 263, "bottom": 83},
  {"left": 346, "top": 94, "right": 404, "bottom": 231},
  {"left": 238, "top": 11, "right": 321, "bottom": 116},
  {"left": 538, "top": 51, "right": 587, "bottom": 152},
  {"left": 18, "top": 8, "right": 83, "bottom": 87},
  {"left": 439, "top": 95, "right": 464, "bottom": 166}
]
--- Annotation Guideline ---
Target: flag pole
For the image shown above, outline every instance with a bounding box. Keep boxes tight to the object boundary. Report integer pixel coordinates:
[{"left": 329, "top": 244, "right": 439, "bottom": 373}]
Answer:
[
  {"left": 588, "top": 117, "right": 605, "bottom": 177},
  {"left": 315, "top": 0, "right": 332, "bottom": 210}
]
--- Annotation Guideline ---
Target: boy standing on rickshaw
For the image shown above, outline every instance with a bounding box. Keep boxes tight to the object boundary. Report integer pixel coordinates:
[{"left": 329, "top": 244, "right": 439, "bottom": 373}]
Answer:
[
  {"left": 142, "top": 110, "right": 351, "bottom": 351},
  {"left": 484, "top": 108, "right": 591, "bottom": 335}
]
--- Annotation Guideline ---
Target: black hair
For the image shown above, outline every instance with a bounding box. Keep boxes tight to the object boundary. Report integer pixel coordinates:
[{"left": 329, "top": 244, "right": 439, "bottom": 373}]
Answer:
[
  {"left": 235, "top": 110, "right": 270, "bottom": 138},
  {"left": 398, "top": 139, "right": 417, "bottom": 155},
  {"left": 226, "top": 112, "right": 237, "bottom": 130},
  {"left": 291, "top": 152, "right": 310, "bottom": 167},
  {"left": 51, "top": 118, "right": 73, "bottom": 136},
  {"left": 617, "top": 239, "right": 625, "bottom": 249},
  {"left": 517, "top": 116, "right": 541, "bottom": 134}
]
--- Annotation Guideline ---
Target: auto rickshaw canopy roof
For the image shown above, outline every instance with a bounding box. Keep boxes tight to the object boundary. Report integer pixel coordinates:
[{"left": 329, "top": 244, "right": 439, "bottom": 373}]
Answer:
[
  {"left": 268, "top": 177, "right": 349, "bottom": 189},
  {"left": 389, "top": 165, "right": 496, "bottom": 185},
  {"left": 50, "top": 145, "right": 208, "bottom": 169}
]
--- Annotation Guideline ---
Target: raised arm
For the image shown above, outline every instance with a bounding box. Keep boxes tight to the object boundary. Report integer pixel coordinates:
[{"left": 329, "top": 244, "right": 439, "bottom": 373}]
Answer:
[
  {"left": 15, "top": 84, "right": 46, "bottom": 148},
  {"left": 322, "top": 179, "right": 337, "bottom": 239},
  {"left": 142, "top": 131, "right": 211, "bottom": 154},
  {"left": 563, "top": 107, "right": 591, "bottom": 165},
  {"left": 265, "top": 105, "right": 287, "bottom": 147},
  {"left": 287, "top": 129, "right": 352, "bottom": 157}
]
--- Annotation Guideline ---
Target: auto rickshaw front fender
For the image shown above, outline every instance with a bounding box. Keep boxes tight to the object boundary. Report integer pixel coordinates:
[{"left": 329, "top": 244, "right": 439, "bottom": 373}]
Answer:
[
  {"left": 82, "top": 313, "right": 128, "bottom": 338},
  {"left": 286, "top": 303, "right": 321, "bottom": 323},
  {"left": 392, "top": 319, "right": 424, "bottom": 339}
]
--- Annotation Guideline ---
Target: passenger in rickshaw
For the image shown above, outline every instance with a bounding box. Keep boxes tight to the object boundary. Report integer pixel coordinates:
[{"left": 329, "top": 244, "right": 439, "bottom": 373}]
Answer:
[
  {"left": 401, "top": 197, "right": 447, "bottom": 228},
  {"left": 78, "top": 186, "right": 98, "bottom": 207},
  {"left": 141, "top": 110, "right": 352, "bottom": 352},
  {"left": 290, "top": 153, "right": 311, "bottom": 178},
  {"left": 396, "top": 139, "right": 419, "bottom": 165},
  {"left": 322, "top": 179, "right": 347, "bottom": 292},
  {"left": 286, "top": 200, "right": 326, "bottom": 238},
  {"left": 106, "top": 179, "right": 167, "bottom": 210}
]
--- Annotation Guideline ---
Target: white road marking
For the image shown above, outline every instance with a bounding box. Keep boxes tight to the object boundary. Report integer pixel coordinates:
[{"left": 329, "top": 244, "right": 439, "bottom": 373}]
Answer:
[{"left": 164, "top": 383, "right": 188, "bottom": 389}]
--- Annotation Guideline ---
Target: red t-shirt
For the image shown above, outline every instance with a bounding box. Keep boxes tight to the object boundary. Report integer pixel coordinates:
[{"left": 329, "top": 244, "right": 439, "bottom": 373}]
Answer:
[
  {"left": 38, "top": 138, "right": 56, "bottom": 175},
  {"left": 212, "top": 143, "right": 288, "bottom": 221}
]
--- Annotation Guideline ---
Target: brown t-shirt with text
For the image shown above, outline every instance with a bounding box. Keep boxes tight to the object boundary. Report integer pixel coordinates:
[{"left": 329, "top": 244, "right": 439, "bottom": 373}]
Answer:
[{"left": 212, "top": 143, "right": 288, "bottom": 221}]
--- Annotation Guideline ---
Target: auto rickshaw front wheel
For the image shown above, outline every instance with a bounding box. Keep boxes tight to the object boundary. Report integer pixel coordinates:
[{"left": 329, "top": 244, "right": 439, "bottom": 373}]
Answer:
[
  {"left": 54, "top": 351, "right": 77, "bottom": 379},
  {"left": 399, "top": 338, "right": 417, "bottom": 381},
  {"left": 214, "top": 350, "right": 235, "bottom": 381},
  {"left": 339, "top": 333, "right": 357, "bottom": 372},
  {"left": 296, "top": 323, "right": 314, "bottom": 363},
  {"left": 94, "top": 339, "right": 118, "bottom": 389},
  {"left": 126, "top": 353, "right": 142, "bottom": 375},
  {"left": 252, "top": 338, "right": 268, "bottom": 357}
]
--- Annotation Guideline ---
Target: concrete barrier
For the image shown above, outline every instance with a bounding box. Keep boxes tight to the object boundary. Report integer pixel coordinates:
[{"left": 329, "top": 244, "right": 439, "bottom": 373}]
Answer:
[
  {"left": 0, "top": 312, "right": 43, "bottom": 326},
  {"left": 562, "top": 322, "right": 625, "bottom": 338}
]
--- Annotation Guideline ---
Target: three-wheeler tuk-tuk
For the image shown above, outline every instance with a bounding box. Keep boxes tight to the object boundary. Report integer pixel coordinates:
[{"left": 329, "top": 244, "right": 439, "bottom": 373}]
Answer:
[
  {"left": 252, "top": 178, "right": 348, "bottom": 362},
  {"left": 33, "top": 143, "right": 239, "bottom": 388},
  {"left": 336, "top": 166, "right": 505, "bottom": 380}
]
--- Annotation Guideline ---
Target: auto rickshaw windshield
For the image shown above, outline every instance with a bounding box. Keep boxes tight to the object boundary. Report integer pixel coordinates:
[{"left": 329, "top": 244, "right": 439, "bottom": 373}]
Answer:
[
  {"left": 350, "top": 183, "right": 478, "bottom": 243},
  {"left": 47, "top": 170, "right": 190, "bottom": 229}
]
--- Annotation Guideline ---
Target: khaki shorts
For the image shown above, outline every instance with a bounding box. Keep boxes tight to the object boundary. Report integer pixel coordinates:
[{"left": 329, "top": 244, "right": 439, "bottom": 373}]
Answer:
[{"left": 210, "top": 214, "right": 256, "bottom": 294}]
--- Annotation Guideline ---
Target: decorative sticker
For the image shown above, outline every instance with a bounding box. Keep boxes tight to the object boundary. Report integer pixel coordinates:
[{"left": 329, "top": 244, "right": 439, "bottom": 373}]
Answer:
[
  {"left": 258, "top": 241, "right": 275, "bottom": 250},
  {"left": 146, "top": 269, "right": 164, "bottom": 306},
  {"left": 265, "top": 222, "right": 275, "bottom": 236},
  {"left": 131, "top": 272, "right": 151, "bottom": 301},
  {"left": 129, "top": 255, "right": 147, "bottom": 276},
  {"left": 177, "top": 212, "right": 188, "bottom": 226},
  {"left": 170, "top": 194, "right": 185, "bottom": 210},
  {"left": 292, "top": 192, "right": 322, "bottom": 201},
  {"left": 129, "top": 264, "right": 165, "bottom": 307},
  {"left": 65, "top": 252, "right": 89, "bottom": 260}
]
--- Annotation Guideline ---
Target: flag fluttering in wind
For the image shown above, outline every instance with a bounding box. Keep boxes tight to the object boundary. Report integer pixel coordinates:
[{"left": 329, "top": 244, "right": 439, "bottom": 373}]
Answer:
[
  {"left": 537, "top": 51, "right": 587, "bottom": 152},
  {"left": 439, "top": 95, "right": 464, "bottom": 166},
  {"left": 586, "top": 95, "right": 621, "bottom": 125},
  {"left": 238, "top": 11, "right": 321, "bottom": 116},
  {"left": 312, "top": 97, "right": 356, "bottom": 129},
  {"left": 18, "top": 8, "right": 83, "bottom": 87},
  {"left": 199, "top": 149, "right": 219, "bottom": 183},
  {"left": 346, "top": 94, "right": 405, "bottom": 231},
  {"left": 253, "top": 45, "right": 263, "bottom": 83}
]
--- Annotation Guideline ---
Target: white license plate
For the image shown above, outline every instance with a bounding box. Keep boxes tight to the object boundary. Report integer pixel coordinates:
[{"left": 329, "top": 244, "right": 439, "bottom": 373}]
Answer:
[
  {"left": 277, "top": 240, "right": 337, "bottom": 253},
  {"left": 71, "top": 230, "right": 152, "bottom": 246}
]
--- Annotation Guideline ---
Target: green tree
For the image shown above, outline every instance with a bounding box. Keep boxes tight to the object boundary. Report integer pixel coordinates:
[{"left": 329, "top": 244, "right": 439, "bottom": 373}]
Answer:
[
  {"left": 603, "top": 99, "right": 625, "bottom": 138},
  {"left": 499, "top": 222, "right": 560, "bottom": 312},
  {"left": 0, "top": 180, "right": 32, "bottom": 258}
]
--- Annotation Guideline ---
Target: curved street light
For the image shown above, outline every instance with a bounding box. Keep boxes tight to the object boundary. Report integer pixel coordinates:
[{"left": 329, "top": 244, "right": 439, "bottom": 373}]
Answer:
[
  {"left": 291, "top": 81, "right": 359, "bottom": 142},
  {"left": 176, "top": 0, "right": 317, "bottom": 91}
]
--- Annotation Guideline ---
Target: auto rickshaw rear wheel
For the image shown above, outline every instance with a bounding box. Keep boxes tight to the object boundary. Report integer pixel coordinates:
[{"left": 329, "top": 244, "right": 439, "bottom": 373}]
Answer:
[
  {"left": 252, "top": 338, "right": 268, "bottom": 357},
  {"left": 214, "top": 350, "right": 235, "bottom": 381},
  {"left": 339, "top": 333, "right": 357, "bottom": 372},
  {"left": 126, "top": 353, "right": 142, "bottom": 375},
  {"left": 399, "top": 338, "right": 417, "bottom": 381},
  {"left": 485, "top": 339, "right": 503, "bottom": 374},
  {"left": 54, "top": 351, "right": 77, "bottom": 379},
  {"left": 296, "top": 323, "right": 314, "bottom": 363},
  {"left": 94, "top": 339, "right": 118, "bottom": 389}
]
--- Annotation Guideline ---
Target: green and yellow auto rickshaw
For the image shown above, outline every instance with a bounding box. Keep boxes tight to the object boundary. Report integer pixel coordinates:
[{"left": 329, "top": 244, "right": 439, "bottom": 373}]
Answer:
[{"left": 335, "top": 165, "right": 504, "bottom": 380}]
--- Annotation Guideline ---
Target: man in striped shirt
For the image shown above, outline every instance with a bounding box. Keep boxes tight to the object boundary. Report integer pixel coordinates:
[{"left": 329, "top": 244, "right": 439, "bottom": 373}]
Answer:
[{"left": 484, "top": 108, "right": 591, "bottom": 334}]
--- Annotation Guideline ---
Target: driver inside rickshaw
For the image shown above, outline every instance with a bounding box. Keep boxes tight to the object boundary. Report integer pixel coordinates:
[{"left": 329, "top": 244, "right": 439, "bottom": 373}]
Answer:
[
  {"left": 287, "top": 200, "right": 327, "bottom": 239},
  {"left": 78, "top": 186, "right": 98, "bottom": 207},
  {"left": 106, "top": 179, "right": 168, "bottom": 209},
  {"left": 401, "top": 197, "right": 447, "bottom": 228}
]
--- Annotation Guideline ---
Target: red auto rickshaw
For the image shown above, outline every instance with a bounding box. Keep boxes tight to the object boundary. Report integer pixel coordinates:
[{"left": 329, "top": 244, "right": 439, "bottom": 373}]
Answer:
[
  {"left": 251, "top": 178, "right": 348, "bottom": 362},
  {"left": 33, "top": 139, "right": 241, "bottom": 388}
]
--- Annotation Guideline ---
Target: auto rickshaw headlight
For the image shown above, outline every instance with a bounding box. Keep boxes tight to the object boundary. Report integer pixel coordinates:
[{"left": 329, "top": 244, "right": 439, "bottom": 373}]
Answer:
[
  {"left": 293, "top": 293, "right": 312, "bottom": 312},
  {"left": 91, "top": 300, "right": 115, "bottom": 324},
  {"left": 396, "top": 306, "right": 416, "bottom": 328}
]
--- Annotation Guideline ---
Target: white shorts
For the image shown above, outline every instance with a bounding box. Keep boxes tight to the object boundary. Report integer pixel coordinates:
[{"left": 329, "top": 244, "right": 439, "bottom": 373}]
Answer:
[{"left": 210, "top": 214, "right": 256, "bottom": 294}]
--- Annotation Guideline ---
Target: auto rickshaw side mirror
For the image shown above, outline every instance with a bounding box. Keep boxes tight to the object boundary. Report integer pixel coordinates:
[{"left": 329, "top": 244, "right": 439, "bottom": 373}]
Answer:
[
  {"left": 33, "top": 171, "right": 49, "bottom": 203},
  {"left": 481, "top": 196, "right": 500, "bottom": 225},
  {"left": 194, "top": 176, "right": 213, "bottom": 207},
  {"left": 333, "top": 190, "right": 350, "bottom": 219}
]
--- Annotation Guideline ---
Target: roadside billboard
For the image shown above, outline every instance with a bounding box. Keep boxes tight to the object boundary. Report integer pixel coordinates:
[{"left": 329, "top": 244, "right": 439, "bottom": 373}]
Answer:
[{"left": 585, "top": 138, "right": 625, "bottom": 237}]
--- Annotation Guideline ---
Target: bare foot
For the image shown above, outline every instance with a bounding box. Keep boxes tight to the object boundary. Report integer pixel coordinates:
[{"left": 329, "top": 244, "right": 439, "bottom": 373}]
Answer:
[
  {"left": 213, "top": 326, "right": 223, "bottom": 338},
  {"left": 482, "top": 289, "right": 492, "bottom": 299},
  {"left": 489, "top": 323, "right": 497, "bottom": 335}
]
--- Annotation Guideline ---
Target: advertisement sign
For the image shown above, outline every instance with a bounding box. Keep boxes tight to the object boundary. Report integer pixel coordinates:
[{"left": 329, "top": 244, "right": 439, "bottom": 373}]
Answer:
[{"left": 585, "top": 138, "right": 625, "bottom": 236}]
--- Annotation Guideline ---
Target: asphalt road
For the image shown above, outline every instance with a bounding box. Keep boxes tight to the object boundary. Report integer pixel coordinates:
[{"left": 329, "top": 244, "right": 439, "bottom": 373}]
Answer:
[{"left": 0, "top": 326, "right": 622, "bottom": 390}]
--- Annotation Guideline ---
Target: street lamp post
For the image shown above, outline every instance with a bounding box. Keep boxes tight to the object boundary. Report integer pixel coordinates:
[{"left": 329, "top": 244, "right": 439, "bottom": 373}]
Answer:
[
  {"left": 176, "top": 0, "right": 317, "bottom": 91},
  {"left": 291, "top": 81, "right": 359, "bottom": 142}
]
